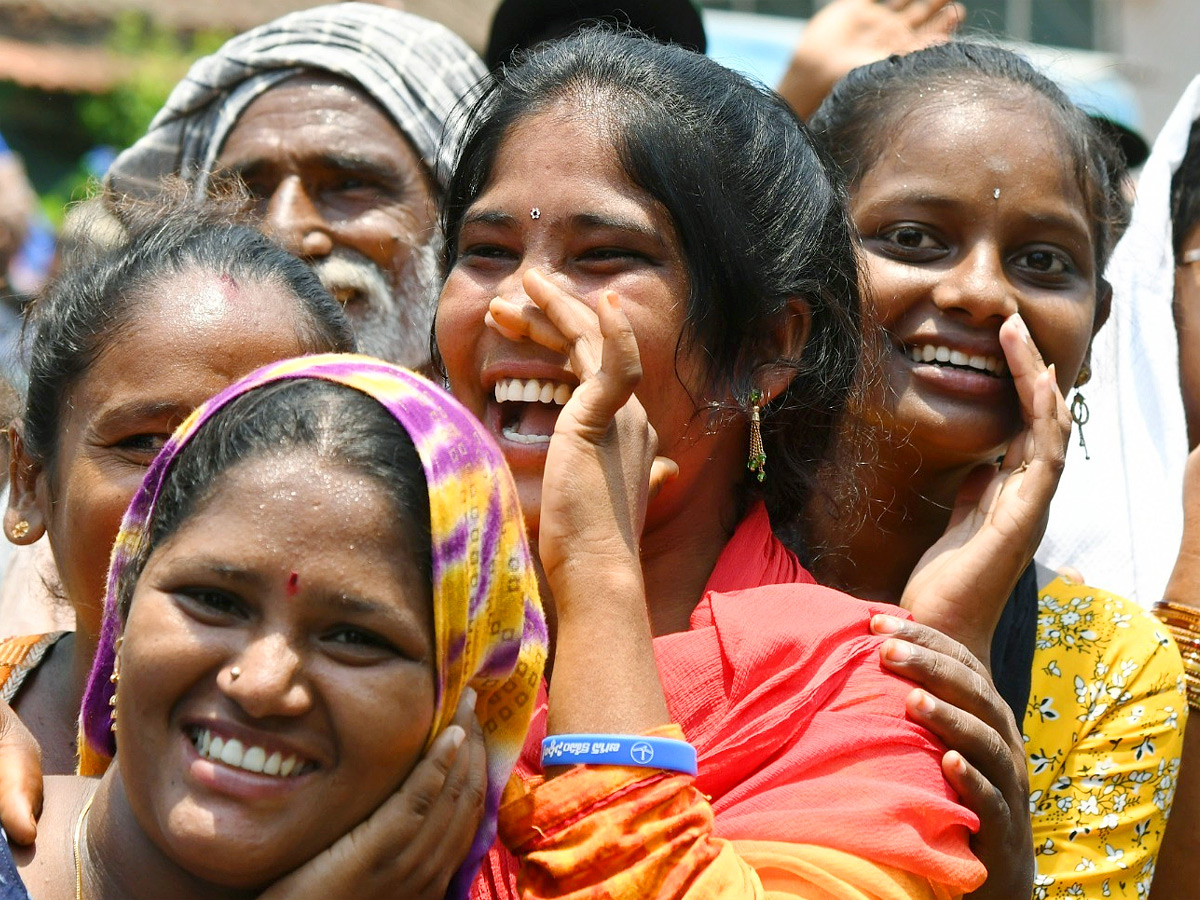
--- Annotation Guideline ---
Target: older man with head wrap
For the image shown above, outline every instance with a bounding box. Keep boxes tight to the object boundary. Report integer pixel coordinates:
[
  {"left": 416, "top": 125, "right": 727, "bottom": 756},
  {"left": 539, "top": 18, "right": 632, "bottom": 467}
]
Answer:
[{"left": 106, "top": 2, "right": 485, "bottom": 369}]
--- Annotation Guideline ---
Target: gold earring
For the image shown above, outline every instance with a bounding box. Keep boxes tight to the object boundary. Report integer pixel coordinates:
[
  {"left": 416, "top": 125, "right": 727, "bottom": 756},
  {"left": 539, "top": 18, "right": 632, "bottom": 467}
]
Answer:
[
  {"left": 109, "top": 636, "right": 123, "bottom": 732},
  {"left": 747, "top": 390, "right": 766, "bottom": 483},
  {"left": 1075, "top": 362, "right": 1092, "bottom": 389},
  {"left": 10, "top": 520, "right": 29, "bottom": 540}
]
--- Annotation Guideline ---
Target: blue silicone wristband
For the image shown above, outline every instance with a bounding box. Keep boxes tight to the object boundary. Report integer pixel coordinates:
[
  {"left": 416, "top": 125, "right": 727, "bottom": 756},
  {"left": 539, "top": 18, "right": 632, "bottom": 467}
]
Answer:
[{"left": 541, "top": 733, "right": 698, "bottom": 775}]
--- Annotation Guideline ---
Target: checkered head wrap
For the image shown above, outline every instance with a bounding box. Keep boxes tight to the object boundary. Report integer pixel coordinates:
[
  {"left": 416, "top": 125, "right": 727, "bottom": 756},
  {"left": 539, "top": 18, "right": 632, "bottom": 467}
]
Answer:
[{"left": 106, "top": 3, "right": 486, "bottom": 197}]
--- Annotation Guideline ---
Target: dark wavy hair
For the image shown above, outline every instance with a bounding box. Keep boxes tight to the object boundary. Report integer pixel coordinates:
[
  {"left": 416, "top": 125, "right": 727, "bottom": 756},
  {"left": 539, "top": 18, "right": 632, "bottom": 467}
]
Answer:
[
  {"left": 22, "top": 197, "right": 355, "bottom": 471},
  {"left": 439, "top": 26, "right": 863, "bottom": 522}
]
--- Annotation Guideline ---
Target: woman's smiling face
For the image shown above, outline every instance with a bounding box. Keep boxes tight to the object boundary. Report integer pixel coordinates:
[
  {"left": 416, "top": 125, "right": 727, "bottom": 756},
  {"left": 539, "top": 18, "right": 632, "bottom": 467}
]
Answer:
[
  {"left": 9, "top": 270, "right": 324, "bottom": 634},
  {"left": 117, "top": 451, "right": 435, "bottom": 888},
  {"left": 436, "top": 106, "right": 745, "bottom": 536},
  {"left": 852, "top": 93, "right": 1102, "bottom": 465}
]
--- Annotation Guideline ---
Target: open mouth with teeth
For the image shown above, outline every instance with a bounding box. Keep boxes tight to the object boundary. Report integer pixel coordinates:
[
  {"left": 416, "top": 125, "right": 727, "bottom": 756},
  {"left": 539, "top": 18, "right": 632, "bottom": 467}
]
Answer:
[
  {"left": 493, "top": 377, "right": 575, "bottom": 445},
  {"left": 189, "top": 726, "right": 315, "bottom": 778},
  {"left": 904, "top": 343, "right": 1009, "bottom": 377}
]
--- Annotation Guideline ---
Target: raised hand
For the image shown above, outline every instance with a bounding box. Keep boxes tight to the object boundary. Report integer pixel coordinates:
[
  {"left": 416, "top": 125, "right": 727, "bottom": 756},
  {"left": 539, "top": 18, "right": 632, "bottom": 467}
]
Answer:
[
  {"left": 779, "top": 0, "right": 964, "bottom": 119},
  {"left": 258, "top": 690, "right": 487, "bottom": 900},
  {"left": 487, "top": 268, "right": 674, "bottom": 739},
  {"left": 873, "top": 615, "right": 1034, "bottom": 900},
  {"left": 901, "top": 313, "right": 1071, "bottom": 668}
]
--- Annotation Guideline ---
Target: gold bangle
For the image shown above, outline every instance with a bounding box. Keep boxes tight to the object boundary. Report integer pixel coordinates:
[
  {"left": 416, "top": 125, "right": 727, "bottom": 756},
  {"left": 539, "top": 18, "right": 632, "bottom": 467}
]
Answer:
[{"left": 1154, "top": 599, "right": 1200, "bottom": 627}]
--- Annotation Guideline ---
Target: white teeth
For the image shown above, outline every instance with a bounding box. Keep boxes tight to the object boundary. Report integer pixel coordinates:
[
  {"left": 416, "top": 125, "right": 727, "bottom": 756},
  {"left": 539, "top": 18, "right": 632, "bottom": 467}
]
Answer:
[
  {"left": 501, "top": 425, "right": 552, "bottom": 445},
  {"left": 906, "top": 344, "right": 1007, "bottom": 376},
  {"left": 191, "top": 728, "right": 305, "bottom": 778},
  {"left": 242, "top": 745, "right": 266, "bottom": 773},
  {"left": 492, "top": 377, "right": 573, "bottom": 406},
  {"left": 220, "top": 738, "right": 244, "bottom": 768}
]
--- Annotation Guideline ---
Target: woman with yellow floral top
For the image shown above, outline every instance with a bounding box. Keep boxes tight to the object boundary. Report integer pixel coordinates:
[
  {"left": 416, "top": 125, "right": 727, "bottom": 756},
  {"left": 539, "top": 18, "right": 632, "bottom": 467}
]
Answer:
[{"left": 808, "top": 42, "right": 1186, "bottom": 899}]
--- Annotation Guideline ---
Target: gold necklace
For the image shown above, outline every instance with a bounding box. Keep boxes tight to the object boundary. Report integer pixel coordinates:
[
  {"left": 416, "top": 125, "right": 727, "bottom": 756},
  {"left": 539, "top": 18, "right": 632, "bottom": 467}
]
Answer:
[{"left": 73, "top": 790, "right": 97, "bottom": 900}]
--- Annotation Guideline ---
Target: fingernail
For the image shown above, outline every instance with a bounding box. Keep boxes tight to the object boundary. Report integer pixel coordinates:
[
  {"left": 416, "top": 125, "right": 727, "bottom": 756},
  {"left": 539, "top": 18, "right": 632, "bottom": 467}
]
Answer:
[
  {"left": 871, "top": 614, "right": 903, "bottom": 635},
  {"left": 914, "top": 690, "right": 935, "bottom": 714},
  {"left": 946, "top": 750, "right": 967, "bottom": 775},
  {"left": 444, "top": 724, "right": 466, "bottom": 750},
  {"left": 883, "top": 639, "right": 910, "bottom": 662},
  {"left": 463, "top": 686, "right": 478, "bottom": 707}
]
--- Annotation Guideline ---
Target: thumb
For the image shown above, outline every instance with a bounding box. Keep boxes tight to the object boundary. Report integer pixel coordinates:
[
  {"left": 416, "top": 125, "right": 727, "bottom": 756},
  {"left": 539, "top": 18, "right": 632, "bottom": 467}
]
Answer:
[
  {"left": 648, "top": 456, "right": 679, "bottom": 501},
  {"left": 0, "top": 703, "right": 41, "bottom": 845}
]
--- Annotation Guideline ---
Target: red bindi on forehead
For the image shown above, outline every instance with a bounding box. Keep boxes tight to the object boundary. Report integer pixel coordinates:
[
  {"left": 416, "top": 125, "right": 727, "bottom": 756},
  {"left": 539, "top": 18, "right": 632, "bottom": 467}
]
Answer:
[{"left": 286, "top": 571, "right": 299, "bottom": 596}]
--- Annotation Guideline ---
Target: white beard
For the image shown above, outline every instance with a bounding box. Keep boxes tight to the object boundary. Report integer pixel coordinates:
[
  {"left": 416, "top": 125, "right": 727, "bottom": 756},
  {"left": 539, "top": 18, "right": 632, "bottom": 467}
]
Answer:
[{"left": 310, "top": 241, "right": 439, "bottom": 369}]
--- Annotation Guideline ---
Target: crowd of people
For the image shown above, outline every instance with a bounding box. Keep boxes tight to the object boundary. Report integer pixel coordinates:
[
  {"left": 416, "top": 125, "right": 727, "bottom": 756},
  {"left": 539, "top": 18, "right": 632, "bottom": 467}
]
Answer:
[{"left": 0, "top": 0, "right": 1193, "bottom": 897}]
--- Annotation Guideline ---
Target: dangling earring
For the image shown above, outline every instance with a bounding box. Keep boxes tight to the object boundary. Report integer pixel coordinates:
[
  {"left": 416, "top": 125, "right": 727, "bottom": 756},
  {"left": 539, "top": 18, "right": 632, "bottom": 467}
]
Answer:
[
  {"left": 747, "top": 390, "right": 766, "bottom": 483},
  {"left": 108, "top": 636, "right": 122, "bottom": 733},
  {"left": 1071, "top": 365, "right": 1091, "bottom": 461}
]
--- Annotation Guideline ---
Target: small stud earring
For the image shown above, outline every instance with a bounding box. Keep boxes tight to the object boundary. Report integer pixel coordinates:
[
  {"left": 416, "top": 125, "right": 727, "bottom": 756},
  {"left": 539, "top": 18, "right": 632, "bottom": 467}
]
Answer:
[
  {"left": 229, "top": 666, "right": 241, "bottom": 681},
  {"left": 10, "top": 520, "right": 28, "bottom": 540}
]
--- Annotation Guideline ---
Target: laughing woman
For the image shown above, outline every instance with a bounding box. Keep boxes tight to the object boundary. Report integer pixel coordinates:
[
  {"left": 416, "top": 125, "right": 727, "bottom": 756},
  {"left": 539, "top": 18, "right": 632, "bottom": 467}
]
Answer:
[
  {"left": 807, "top": 43, "right": 1187, "bottom": 899},
  {"left": 434, "top": 27, "right": 997, "bottom": 899},
  {"left": 0, "top": 356, "right": 545, "bottom": 900}
]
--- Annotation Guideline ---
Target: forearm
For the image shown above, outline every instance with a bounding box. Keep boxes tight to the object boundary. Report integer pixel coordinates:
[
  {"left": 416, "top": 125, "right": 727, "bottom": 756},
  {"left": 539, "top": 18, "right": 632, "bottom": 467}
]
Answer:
[{"left": 545, "top": 566, "right": 670, "bottom": 739}]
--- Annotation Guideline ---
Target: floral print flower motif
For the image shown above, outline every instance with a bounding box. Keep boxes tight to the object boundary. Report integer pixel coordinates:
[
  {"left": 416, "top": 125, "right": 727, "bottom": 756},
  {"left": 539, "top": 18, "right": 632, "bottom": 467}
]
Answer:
[{"left": 1024, "top": 579, "right": 1186, "bottom": 899}]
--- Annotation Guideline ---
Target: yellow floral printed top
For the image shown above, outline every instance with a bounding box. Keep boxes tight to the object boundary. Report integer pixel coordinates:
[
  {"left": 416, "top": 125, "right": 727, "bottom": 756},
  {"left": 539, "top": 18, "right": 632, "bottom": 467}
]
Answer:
[{"left": 1027, "top": 576, "right": 1186, "bottom": 899}]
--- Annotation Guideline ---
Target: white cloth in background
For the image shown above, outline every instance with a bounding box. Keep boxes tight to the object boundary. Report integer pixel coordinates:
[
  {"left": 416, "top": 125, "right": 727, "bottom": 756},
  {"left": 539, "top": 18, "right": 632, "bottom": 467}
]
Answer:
[{"left": 1037, "top": 76, "right": 1200, "bottom": 607}]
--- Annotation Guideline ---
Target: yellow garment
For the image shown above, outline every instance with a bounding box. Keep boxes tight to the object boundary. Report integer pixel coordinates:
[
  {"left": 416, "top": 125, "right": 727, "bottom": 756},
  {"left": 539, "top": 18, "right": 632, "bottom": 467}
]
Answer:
[{"left": 1026, "top": 577, "right": 1187, "bottom": 899}]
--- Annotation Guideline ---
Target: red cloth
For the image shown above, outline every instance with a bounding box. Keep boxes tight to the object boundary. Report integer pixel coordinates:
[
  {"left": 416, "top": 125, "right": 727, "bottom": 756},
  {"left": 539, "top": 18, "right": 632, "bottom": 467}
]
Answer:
[{"left": 472, "top": 504, "right": 982, "bottom": 898}]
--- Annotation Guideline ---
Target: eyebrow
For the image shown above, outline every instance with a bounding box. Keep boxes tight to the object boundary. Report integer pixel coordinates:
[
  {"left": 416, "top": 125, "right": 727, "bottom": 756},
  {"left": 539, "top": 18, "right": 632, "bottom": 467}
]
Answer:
[
  {"left": 89, "top": 400, "right": 189, "bottom": 432},
  {"left": 227, "top": 152, "right": 408, "bottom": 188},
  {"left": 461, "top": 209, "right": 664, "bottom": 244}
]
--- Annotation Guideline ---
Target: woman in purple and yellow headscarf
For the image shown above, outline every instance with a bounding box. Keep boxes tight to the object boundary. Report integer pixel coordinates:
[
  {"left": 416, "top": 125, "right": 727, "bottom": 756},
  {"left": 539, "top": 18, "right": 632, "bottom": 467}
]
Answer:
[{"left": 0, "top": 354, "right": 544, "bottom": 900}]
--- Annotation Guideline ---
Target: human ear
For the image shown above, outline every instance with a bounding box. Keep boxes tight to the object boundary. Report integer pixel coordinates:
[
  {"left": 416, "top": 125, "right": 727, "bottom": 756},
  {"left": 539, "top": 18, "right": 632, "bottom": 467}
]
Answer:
[
  {"left": 1077, "top": 278, "right": 1114, "bottom": 387},
  {"left": 1092, "top": 278, "right": 1113, "bottom": 337},
  {"left": 5, "top": 421, "right": 47, "bottom": 545},
  {"left": 757, "top": 297, "right": 813, "bottom": 403}
]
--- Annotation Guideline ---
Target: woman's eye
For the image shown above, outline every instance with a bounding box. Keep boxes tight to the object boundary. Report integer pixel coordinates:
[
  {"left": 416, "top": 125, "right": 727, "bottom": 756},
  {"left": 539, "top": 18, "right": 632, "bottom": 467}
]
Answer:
[
  {"left": 460, "top": 243, "right": 517, "bottom": 262},
  {"left": 1016, "top": 249, "right": 1072, "bottom": 276},
  {"left": 178, "top": 589, "right": 245, "bottom": 622},
  {"left": 880, "top": 225, "right": 940, "bottom": 252},
  {"left": 117, "top": 434, "right": 169, "bottom": 456},
  {"left": 323, "top": 627, "right": 400, "bottom": 660}
]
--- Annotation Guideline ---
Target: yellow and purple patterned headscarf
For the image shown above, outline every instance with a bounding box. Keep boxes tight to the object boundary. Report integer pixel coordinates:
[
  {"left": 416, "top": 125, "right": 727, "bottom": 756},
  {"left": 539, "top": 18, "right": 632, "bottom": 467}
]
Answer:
[{"left": 80, "top": 354, "right": 546, "bottom": 897}]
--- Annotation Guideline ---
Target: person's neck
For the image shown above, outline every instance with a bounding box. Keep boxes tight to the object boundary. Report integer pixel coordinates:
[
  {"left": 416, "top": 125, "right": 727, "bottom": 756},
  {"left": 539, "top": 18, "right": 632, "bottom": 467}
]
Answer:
[
  {"left": 814, "top": 443, "right": 980, "bottom": 605},
  {"left": 83, "top": 770, "right": 258, "bottom": 900}
]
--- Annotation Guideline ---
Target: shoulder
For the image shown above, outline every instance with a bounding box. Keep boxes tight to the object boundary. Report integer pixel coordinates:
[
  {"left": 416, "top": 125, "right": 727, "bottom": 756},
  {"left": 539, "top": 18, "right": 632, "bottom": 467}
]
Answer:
[
  {"left": 0, "top": 633, "right": 68, "bottom": 705},
  {"left": 1037, "top": 578, "right": 1180, "bottom": 670}
]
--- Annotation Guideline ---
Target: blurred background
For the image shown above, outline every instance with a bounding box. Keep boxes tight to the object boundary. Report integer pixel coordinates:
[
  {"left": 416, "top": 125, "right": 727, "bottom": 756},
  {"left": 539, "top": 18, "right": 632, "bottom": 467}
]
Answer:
[{"left": 0, "top": 0, "right": 1191, "bottom": 297}]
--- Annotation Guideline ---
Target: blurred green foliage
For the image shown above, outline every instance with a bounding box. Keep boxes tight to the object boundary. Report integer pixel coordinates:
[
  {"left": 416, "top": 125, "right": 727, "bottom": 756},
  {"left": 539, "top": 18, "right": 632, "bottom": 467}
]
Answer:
[{"left": 29, "top": 11, "right": 231, "bottom": 225}]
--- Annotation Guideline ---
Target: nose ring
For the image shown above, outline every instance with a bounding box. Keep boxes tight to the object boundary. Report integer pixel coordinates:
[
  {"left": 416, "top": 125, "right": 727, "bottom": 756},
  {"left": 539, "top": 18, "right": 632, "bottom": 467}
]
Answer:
[{"left": 229, "top": 666, "right": 242, "bottom": 681}]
